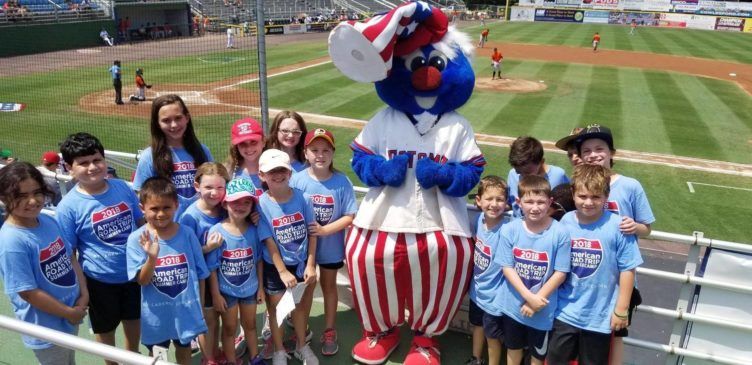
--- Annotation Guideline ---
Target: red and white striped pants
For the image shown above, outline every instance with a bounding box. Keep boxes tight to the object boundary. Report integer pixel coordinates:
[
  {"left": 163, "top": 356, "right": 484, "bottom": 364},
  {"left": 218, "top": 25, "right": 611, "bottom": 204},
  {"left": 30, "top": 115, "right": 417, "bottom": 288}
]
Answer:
[{"left": 345, "top": 227, "right": 474, "bottom": 336}]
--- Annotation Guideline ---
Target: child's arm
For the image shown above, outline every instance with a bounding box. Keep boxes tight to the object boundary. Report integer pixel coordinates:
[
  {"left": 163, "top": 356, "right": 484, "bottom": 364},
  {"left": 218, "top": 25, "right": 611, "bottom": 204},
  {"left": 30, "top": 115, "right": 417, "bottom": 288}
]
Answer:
[
  {"left": 70, "top": 254, "right": 89, "bottom": 308},
  {"left": 303, "top": 235, "right": 317, "bottom": 285},
  {"left": 199, "top": 278, "right": 205, "bottom": 309},
  {"left": 136, "top": 230, "right": 159, "bottom": 285},
  {"left": 210, "top": 271, "right": 226, "bottom": 313},
  {"left": 619, "top": 217, "right": 651, "bottom": 237},
  {"left": 263, "top": 237, "right": 297, "bottom": 288},
  {"left": 611, "top": 269, "right": 635, "bottom": 332},
  {"left": 19, "top": 289, "right": 87, "bottom": 325},
  {"left": 256, "top": 261, "right": 265, "bottom": 304},
  {"left": 502, "top": 267, "right": 548, "bottom": 315},
  {"left": 308, "top": 214, "right": 354, "bottom": 237},
  {"left": 203, "top": 231, "right": 223, "bottom": 254}
]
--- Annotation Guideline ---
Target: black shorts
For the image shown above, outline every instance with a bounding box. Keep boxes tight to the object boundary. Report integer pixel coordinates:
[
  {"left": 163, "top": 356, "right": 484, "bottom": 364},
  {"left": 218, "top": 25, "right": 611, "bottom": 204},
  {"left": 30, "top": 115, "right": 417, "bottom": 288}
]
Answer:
[
  {"left": 614, "top": 287, "right": 643, "bottom": 337},
  {"left": 263, "top": 260, "right": 304, "bottom": 295},
  {"left": 144, "top": 338, "right": 191, "bottom": 352},
  {"left": 86, "top": 275, "right": 140, "bottom": 334},
  {"left": 468, "top": 299, "right": 485, "bottom": 327},
  {"left": 502, "top": 316, "right": 549, "bottom": 360},
  {"left": 203, "top": 276, "right": 214, "bottom": 308},
  {"left": 481, "top": 312, "right": 504, "bottom": 340},
  {"left": 318, "top": 261, "right": 344, "bottom": 270},
  {"left": 547, "top": 319, "right": 611, "bottom": 365}
]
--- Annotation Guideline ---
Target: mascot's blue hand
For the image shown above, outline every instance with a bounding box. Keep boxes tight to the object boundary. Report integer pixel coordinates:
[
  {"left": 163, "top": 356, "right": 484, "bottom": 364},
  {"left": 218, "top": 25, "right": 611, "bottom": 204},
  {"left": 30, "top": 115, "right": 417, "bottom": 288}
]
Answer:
[
  {"left": 417, "top": 159, "right": 484, "bottom": 197},
  {"left": 352, "top": 151, "right": 409, "bottom": 187},
  {"left": 416, "top": 157, "right": 448, "bottom": 190}
]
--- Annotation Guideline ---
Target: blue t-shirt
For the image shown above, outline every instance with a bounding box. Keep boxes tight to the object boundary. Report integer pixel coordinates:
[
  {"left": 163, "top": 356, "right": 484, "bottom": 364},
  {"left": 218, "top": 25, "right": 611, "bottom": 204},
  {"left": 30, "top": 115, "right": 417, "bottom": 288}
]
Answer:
[
  {"left": 126, "top": 225, "right": 209, "bottom": 345},
  {"left": 497, "top": 218, "right": 571, "bottom": 331},
  {"left": 178, "top": 200, "right": 226, "bottom": 247},
  {"left": 56, "top": 179, "right": 143, "bottom": 283},
  {"left": 0, "top": 214, "right": 80, "bottom": 349},
  {"left": 291, "top": 159, "right": 306, "bottom": 173},
  {"left": 507, "top": 165, "right": 569, "bottom": 217},
  {"left": 605, "top": 175, "right": 655, "bottom": 226},
  {"left": 289, "top": 169, "right": 358, "bottom": 264},
  {"left": 232, "top": 168, "right": 265, "bottom": 197},
  {"left": 257, "top": 189, "right": 315, "bottom": 276},
  {"left": 470, "top": 214, "right": 510, "bottom": 316},
  {"left": 205, "top": 223, "right": 272, "bottom": 298},
  {"left": 132, "top": 145, "right": 214, "bottom": 219},
  {"left": 109, "top": 65, "right": 121, "bottom": 80},
  {"left": 556, "top": 211, "right": 643, "bottom": 334}
]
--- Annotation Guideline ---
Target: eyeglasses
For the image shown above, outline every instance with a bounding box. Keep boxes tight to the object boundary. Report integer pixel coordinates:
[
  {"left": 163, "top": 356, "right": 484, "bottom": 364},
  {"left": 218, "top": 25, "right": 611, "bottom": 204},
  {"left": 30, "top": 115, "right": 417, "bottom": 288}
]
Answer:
[{"left": 278, "top": 129, "right": 302, "bottom": 136}]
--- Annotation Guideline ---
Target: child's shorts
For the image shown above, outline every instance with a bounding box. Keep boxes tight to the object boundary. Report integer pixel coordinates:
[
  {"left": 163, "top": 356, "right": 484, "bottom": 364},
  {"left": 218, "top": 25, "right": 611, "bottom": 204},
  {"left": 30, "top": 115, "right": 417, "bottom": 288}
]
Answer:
[
  {"left": 33, "top": 344, "right": 75, "bottom": 365},
  {"left": 481, "top": 312, "right": 504, "bottom": 340},
  {"left": 318, "top": 261, "right": 344, "bottom": 270},
  {"left": 502, "top": 316, "right": 550, "bottom": 360},
  {"left": 144, "top": 338, "right": 192, "bottom": 352},
  {"left": 222, "top": 291, "right": 258, "bottom": 307},
  {"left": 614, "top": 287, "right": 642, "bottom": 337},
  {"left": 263, "top": 260, "right": 305, "bottom": 295},
  {"left": 468, "top": 299, "right": 485, "bottom": 327},
  {"left": 86, "top": 275, "right": 140, "bottom": 334},
  {"left": 547, "top": 319, "right": 611, "bottom": 365}
]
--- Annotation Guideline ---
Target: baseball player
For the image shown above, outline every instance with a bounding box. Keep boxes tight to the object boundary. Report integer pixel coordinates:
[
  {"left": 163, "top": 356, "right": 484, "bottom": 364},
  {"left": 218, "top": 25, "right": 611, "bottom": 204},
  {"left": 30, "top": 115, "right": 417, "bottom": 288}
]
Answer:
[
  {"left": 108, "top": 60, "right": 123, "bottom": 105},
  {"left": 226, "top": 26, "right": 235, "bottom": 48},
  {"left": 478, "top": 28, "right": 489, "bottom": 48},
  {"left": 630, "top": 19, "right": 637, "bottom": 35},
  {"left": 491, "top": 47, "right": 503, "bottom": 80},
  {"left": 592, "top": 32, "right": 601, "bottom": 52},
  {"left": 99, "top": 28, "right": 114, "bottom": 47},
  {"left": 128, "top": 68, "right": 151, "bottom": 102}
]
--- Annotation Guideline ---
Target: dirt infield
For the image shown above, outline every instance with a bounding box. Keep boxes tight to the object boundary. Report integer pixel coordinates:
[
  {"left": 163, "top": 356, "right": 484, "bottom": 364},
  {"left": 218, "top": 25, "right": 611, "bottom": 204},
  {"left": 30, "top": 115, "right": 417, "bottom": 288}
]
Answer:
[{"left": 475, "top": 77, "right": 548, "bottom": 92}]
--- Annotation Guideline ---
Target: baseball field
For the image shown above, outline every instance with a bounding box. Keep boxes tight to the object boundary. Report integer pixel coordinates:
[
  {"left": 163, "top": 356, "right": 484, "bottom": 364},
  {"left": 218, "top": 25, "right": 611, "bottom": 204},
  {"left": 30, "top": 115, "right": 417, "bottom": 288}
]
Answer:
[{"left": 0, "top": 21, "right": 751, "bottom": 248}]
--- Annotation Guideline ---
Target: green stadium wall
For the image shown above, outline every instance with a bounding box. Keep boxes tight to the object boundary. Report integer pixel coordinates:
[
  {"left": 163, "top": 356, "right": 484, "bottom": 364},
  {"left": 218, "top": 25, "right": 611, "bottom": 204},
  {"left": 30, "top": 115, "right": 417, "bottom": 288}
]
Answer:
[{"left": 0, "top": 20, "right": 115, "bottom": 58}]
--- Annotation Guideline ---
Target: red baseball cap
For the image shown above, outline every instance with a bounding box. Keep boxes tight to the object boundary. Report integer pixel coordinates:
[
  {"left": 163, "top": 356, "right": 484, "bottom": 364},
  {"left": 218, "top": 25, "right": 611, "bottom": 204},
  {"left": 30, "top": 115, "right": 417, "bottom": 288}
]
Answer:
[
  {"left": 304, "top": 128, "right": 335, "bottom": 148},
  {"left": 230, "top": 117, "right": 264, "bottom": 146},
  {"left": 42, "top": 151, "right": 60, "bottom": 164}
]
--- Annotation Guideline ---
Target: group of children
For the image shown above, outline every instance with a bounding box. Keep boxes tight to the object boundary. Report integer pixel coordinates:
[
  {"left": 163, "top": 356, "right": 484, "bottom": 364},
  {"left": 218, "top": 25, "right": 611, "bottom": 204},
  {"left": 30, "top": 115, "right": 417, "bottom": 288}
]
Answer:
[
  {"left": 466, "top": 126, "right": 654, "bottom": 365},
  {"left": 0, "top": 90, "right": 654, "bottom": 365}
]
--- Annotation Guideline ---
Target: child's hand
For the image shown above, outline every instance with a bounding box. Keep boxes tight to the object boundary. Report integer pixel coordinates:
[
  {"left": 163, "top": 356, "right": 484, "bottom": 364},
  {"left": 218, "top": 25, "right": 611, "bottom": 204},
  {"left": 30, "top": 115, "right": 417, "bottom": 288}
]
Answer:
[
  {"left": 213, "top": 294, "right": 227, "bottom": 314},
  {"left": 520, "top": 303, "right": 535, "bottom": 318},
  {"left": 308, "top": 222, "right": 327, "bottom": 236},
  {"left": 250, "top": 211, "right": 260, "bottom": 225},
  {"left": 303, "top": 264, "right": 317, "bottom": 286},
  {"left": 139, "top": 230, "right": 159, "bottom": 259},
  {"left": 279, "top": 270, "right": 297, "bottom": 289},
  {"left": 205, "top": 232, "right": 223, "bottom": 251},
  {"left": 611, "top": 312, "right": 629, "bottom": 332},
  {"left": 66, "top": 305, "right": 87, "bottom": 325},
  {"left": 257, "top": 290, "right": 265, "bottom": 305},
  {"left": 619, "top": 216, "right": 638, "bottom": 235},
  {"left": 75, "top": 293, "right": 89, "bottom": 309},
  {"left": 524, "top": 294, "right": 549, "bottom": 312}
]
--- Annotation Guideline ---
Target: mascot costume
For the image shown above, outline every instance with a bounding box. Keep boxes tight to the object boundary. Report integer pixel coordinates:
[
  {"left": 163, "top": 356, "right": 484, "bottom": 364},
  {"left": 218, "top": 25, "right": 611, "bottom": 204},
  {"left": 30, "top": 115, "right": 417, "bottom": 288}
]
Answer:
[{"left": 328, "top": 2, "right": 485, "bottom": 364}]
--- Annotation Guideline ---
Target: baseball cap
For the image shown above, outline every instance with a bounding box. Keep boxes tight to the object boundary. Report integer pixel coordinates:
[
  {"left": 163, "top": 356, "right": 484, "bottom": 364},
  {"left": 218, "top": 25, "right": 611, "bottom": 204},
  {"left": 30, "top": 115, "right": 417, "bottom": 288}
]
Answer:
[
  {"left": 574, "top": 124, "right": 614, "bottom": 151},
  {"left": 555, "top": 127, "right": 585, "bottom": 151},
  {"left": 259, "top": 149, "right": 292, "bottom": 173},
  {"left": 231, "top": 117, "right": 264, "bottom": 146},
  {"left": 0, "top": 149, "right": 12, "bottom": 159},
  {"left": 304, "top": 128, "right": 335, "bottom": 148},
  {"left": 224, "top": 178, "right": 257, "bottom": 202},
  {"left": 42, "top": 151, "right": 60, "bottom": 165}
]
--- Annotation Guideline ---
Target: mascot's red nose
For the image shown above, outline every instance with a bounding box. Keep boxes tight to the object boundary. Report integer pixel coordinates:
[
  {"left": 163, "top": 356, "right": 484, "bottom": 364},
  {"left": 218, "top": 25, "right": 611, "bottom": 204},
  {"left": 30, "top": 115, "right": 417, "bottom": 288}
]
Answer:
[{"left": 411, "top": 66, "right": 442, "bottom": 91}]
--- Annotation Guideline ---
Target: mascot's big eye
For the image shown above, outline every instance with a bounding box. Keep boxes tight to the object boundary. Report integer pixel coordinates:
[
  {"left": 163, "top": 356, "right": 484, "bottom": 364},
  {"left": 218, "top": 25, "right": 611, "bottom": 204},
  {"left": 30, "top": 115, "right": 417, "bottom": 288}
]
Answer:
[
  {"left": 427, "top": 50, "right": 448, "bottom": 72},
  {"left": 403, "top": 50, "right": 427, "bottom": 71}
]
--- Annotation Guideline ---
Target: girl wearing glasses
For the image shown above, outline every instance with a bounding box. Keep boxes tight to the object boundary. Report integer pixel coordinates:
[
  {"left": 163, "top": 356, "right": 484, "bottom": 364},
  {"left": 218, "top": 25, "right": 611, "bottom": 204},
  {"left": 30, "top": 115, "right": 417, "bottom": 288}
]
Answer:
[{"left": 265, "top": 111, "right": 308, "bottom": 172}]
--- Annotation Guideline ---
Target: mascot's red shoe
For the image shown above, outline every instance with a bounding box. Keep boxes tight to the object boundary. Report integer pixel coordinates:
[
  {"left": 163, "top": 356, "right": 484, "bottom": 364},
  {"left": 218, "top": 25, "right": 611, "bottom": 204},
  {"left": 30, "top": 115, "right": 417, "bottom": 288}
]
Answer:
[
  {"left": 403, "top": 335, "right": 440, "bottom": 365},
  {"left": 351, "top": 328, "right": 400, "bottom": 365}
]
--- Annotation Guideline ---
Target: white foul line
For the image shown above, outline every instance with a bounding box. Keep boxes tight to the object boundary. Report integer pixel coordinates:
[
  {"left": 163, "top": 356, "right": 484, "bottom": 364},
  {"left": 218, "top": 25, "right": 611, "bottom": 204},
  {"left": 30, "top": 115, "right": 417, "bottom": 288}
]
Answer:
[
  {"left": 686, "top": 181, "right": 752, "bottom": 194},
  {"left": 211, "top": 59, "right": 332, "bottom": 91}
]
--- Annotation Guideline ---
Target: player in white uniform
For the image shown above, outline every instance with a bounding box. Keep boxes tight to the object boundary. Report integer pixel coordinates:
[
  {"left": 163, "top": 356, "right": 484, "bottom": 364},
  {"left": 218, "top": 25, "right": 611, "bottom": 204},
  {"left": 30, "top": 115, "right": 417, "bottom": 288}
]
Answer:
[{"left": 226, "top": 27, "right": 235, "bottom": 48}]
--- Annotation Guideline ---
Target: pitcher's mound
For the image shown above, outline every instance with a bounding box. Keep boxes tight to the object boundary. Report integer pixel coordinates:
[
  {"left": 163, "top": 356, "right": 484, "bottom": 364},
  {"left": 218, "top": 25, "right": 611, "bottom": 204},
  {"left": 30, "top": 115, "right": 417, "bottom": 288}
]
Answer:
[{"left": 476, "top": 77, "right": 548, "bottom": 93}]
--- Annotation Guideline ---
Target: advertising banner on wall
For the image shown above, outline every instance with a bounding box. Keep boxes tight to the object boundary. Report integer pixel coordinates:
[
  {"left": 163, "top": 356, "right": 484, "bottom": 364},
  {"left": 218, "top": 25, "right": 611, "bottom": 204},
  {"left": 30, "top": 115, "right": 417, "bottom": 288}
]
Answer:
[
  {"left": 686, "top": 14, "right": 717, "bottom": 29},
  {"left": 715, "top": 16, "right": 745, "bottom": 31},
  {"left": 556, "top": 0, "right": 583, "bottom": 7},
  {"left": 642, "top": 0, "right": 672, "bottom": 12},
  {"left": 698, "top": 1, "right": 752, "bottom": 17},
  {"left": 283, "top": 24, "right": 306, "bottom": 34},
  {"left": 584, "top": 10, "right": 610, "bottom": 23},
  {"left": 658, "top": 13, "right": 689, "bottom": 27},
  {"left": 609, "top": 11, "right": 660, "bottom": 25},
  {"left": 621, "top": 0, "right": 644, "bottom": 10},
  {"left": 511, "top": 6, "right": 536, "bottom": 21},
  {"left": 591, "top": 0, "right": 620, "bottom": 9},
  {"left": 672, "top": 0, "right": 699, "bottom": 14},
  {"left": 534, "top": 8, "right": 585, "bottom": 21},
  {"left": 745, "top": 18, "right": 752, "bottom": 32}
]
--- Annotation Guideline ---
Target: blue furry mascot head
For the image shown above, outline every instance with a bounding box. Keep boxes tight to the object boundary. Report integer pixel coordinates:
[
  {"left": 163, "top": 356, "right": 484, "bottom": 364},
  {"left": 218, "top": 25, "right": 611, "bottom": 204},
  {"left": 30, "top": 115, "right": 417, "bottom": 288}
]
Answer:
[{"left": 328, "top": 3, "right": 485, "bottom": 365}]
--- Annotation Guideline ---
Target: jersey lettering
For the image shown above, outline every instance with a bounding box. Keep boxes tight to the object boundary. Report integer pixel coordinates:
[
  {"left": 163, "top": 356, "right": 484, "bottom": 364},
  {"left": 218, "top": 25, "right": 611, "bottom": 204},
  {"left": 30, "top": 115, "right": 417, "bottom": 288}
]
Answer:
[
  {"left": 272, "top": 212, "right": 307, "bottom": 252},
  {"left": 220, "top": 248, "right": 254, "bottom": 287},
  {"left": 311, "top": 194, "right": 335, "bottom": 225},
  {"left": 512, "top": 248, "right": 550, "bottom": 290},
  {"left": 91, "top": 202, "right": 133, "bottom": 245},
  {"left": 386, "top": 150, "right": 448, "bottom": 168},
  {"left": 172, "top": 162, "right": 197, "bottom": 198},
  {"left": 570, "top": 238, "right": 603, "bottom": 279},
  {"left": 473, "top": 239, "right": 492, "bottom": 278},
  {"left": 153, "top": 253, "right": 189, "bottom": 298},
  {"left": 39, "top": 238, "right": 76, "bottom": 287},
  {"left": 605, "top": 201, "right": 619, "bottom": 214}
]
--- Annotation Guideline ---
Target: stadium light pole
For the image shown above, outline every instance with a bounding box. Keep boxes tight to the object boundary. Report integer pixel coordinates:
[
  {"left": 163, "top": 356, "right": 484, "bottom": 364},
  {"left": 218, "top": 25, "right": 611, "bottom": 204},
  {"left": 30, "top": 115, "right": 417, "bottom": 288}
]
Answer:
[{"left": 255, "top": 0, "right": 269, "bottom": 130}]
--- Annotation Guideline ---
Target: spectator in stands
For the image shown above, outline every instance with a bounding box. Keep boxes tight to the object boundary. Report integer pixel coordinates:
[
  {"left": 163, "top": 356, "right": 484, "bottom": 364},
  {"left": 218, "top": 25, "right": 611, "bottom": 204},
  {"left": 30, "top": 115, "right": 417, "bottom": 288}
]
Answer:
[
  {"left": 66, "top": 0, "right": 80, "bottom": 16},
  {"left": 193, "top": 15, "right": 200, "bottom": 35},
  {"left": 80, "top": 0, "right": 91, "bottom": 13},
  {"left": 3, "top": 0, "right": 18, "bottom": 22}
]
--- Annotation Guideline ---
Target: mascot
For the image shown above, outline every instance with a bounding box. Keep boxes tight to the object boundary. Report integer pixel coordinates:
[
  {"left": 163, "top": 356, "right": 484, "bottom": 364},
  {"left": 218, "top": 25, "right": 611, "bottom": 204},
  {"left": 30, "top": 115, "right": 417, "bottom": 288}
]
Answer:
[{"left": 328, "top": 2, "right": 485, "bottom": 364}]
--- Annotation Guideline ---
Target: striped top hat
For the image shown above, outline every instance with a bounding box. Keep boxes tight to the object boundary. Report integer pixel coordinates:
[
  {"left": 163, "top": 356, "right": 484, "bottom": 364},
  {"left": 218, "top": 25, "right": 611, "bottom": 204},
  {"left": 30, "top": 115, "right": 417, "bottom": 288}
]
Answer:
[{"left": 328, "top": 1, "right": 449, "bottom": 83}]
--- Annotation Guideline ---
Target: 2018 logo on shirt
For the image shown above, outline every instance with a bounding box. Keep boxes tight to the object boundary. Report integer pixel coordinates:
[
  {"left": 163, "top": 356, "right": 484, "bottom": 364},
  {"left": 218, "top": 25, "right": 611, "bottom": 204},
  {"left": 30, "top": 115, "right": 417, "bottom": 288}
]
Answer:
[
  {"left": 513, "top": 248, "right": 550, "bottom": 290},
  {"left": 604, "top": 201, "right": 619, "bottom": 214},
  {"left": 172, "top": 162, "right": 196, "bottom": 198},
  {"left": 272, "top": 212, "right": 307, "bottom": 252},
  {"left": 91, "top": 202, "right": 133, "bottom": 245},
  {"left": 39, "top": 238, "right": 76, "bottom": 287},
  {"left": 570, "top": 238, "right": 603, "bottom": 279},
  {"left": 311, "top": 194, "right": 335, "bottom": 225},
  {"left": 221, "top": 247, "right": 254, "bottom": 287},
  {"left": 473, "top": 239, "right": 492, "bottom": 278},
  {"left": 152, "top": 254, "right": 189, "bottom": 299}
]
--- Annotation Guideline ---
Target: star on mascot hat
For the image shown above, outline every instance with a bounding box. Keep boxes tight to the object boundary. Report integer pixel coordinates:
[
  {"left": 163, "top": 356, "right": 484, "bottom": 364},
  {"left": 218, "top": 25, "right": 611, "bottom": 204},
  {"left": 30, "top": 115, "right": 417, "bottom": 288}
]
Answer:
[{"left": 328, "top": 1, "right": 450, "bottom": 83}]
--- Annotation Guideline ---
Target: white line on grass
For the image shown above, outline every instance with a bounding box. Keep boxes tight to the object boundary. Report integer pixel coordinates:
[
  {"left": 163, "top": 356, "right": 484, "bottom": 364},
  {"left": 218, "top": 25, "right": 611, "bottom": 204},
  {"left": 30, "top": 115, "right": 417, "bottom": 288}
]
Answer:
[
  {"left": 211, "top": 59, "right": 332, "bottom": 91},
  {"left": 686, "top": 181, "right": 752, "bottom": 194}
]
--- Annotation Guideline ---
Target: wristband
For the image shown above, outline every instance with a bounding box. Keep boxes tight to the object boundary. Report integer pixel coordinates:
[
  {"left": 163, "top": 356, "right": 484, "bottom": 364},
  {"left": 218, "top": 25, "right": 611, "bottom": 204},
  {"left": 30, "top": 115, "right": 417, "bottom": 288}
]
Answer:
[{"left": 613, "top": 310, "right": 629, "bottom": 319}]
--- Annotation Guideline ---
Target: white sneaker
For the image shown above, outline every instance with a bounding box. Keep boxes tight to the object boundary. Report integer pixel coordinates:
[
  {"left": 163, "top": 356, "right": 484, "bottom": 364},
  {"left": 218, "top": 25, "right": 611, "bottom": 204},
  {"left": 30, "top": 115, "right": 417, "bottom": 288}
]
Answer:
[
  {"left": 272, "top": 350, "right": 289, "bottom": 365},
  {"left": 293, "top": 344, "right": 319, "bottom": 365}
]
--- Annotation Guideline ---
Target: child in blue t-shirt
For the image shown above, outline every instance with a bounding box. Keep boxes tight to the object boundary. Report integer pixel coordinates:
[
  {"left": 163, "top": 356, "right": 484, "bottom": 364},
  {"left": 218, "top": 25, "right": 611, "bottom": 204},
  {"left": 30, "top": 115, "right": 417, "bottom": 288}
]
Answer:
[
  {"left": 0, "top": 162, "right": 88, "bottom": 365},
  {"left": 265, "top": 110, "right": 309, "bottom": 173},
  {"left": 178, "top": 162, "right": 230, "bottom": 364},
  {"left": 257, "top": 148, "right": 318, "bottom": 365},
  {"left": 205, "top": 178, "right": 272, "bottom": 365},
  {"left": 126, "top": 177, "right": 209, "bottom": 365},
  {"left": 226, "top": 117, "right": 266, "bottom": 196},
  {"left": 55, "top": 132, "right": 144, "bottom": 356},
  {"left": 468, "top": 175, "right": 510, "bottom": 365},
  {"left": 547, "top": 165, "right": 643, "bottom": 365},
  {"left": 497, "top": 175, "right": 570, "bottom": 365},
  {"left": 507, "top": 136, "right": 569, "bottom": 217},
  {"left": 133, "top": 94, "right": 213, "bottom": 219},
  {"left": 289, "top": 128, "right": 357, "bottom": 356}
]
